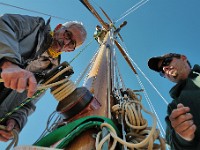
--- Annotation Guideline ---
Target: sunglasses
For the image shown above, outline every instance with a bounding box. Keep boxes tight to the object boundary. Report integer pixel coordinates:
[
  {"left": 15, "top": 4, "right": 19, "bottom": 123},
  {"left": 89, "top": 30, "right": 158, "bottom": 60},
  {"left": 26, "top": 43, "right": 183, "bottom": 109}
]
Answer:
[
  {"left": 63, "top": 30, "right": 76, "bottom": 51},
  {"left": 159, "top": 54, "right": 181, "bottom": 77},
  {"left": 159, "top": 57, "right": 173, "bottom": 77}
]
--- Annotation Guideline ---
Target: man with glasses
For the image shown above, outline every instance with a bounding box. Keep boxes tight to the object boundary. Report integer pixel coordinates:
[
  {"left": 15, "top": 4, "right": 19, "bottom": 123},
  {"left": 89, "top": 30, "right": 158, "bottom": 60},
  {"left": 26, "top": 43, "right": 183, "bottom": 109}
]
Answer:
[
  {"left": 148, "top": 53, "right": 200, "bottom": 149},
  {"left": 0, "top": 13, "right": 87, "bottom": 142}
]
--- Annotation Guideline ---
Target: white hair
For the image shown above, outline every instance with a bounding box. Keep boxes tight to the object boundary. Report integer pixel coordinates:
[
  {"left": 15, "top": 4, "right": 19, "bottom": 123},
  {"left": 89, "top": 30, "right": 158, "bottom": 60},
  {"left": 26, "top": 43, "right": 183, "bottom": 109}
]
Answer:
[{"left": 62, "top": 21, "right": 87, "bottom": 42}]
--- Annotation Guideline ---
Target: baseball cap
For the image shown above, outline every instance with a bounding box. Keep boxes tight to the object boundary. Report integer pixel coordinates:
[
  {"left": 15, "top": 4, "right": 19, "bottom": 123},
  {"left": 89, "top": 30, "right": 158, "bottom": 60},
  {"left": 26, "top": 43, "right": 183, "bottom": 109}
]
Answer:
[{"left": 148, "top": 53, "right": 181, "bottom": 72}]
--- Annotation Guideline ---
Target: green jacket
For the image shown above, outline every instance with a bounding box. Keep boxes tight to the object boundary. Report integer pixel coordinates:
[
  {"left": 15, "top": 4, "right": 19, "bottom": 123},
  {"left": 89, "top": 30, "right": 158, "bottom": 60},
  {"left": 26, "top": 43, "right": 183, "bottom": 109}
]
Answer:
[{"left": 166, "top": 64, "right": 200, "bottom": 150}]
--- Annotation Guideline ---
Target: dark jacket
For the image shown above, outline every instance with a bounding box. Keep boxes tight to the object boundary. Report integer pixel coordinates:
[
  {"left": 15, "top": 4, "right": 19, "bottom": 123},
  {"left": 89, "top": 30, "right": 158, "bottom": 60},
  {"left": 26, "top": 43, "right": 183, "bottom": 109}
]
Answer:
[
  {"left": 165, "top": 64, "right": 200, "bottom": 150},
  {"left": 0, "top": 14, "right": 59, "bottom": 131}
]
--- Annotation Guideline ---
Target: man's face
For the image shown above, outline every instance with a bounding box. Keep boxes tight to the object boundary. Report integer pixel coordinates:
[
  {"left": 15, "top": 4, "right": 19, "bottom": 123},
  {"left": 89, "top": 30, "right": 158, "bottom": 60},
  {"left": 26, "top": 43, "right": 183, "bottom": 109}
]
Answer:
[
  {"left": 52, "top": 26, "right": 83, "bottom": 52},
  {"left": 158, "top": 55, "right": 190, "bottom": 83}
]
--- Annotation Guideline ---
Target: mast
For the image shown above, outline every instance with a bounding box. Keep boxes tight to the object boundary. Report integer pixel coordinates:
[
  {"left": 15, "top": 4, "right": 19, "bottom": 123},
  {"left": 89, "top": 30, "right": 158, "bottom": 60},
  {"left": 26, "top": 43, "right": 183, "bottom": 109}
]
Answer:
[
  {"left": 65, "top": 1, "right": 166, "bottom": 149},
  {"left": 66, "top": 30, "right": 115, "bottom": 149},
  {"left": 13, "top": 1, "right": 166, "bottom": 149}
]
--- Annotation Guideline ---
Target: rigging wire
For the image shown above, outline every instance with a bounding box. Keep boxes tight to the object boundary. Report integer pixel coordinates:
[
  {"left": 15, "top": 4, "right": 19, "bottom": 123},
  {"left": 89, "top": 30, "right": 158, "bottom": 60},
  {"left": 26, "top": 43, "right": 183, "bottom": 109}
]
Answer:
[
  {"left": 113, "top": 44, "right": 166, "bottom": 137},
  {"left": 34, "top": 111, "right": 63, "bottom": 143},
  {"left": 75, "top": 45, "right": 99, "bottom": 86},
  {"left": 112, "top": 35, "right": 165, "bottom": 146},
  {"left": 120, "top": 0, "right": 148, "bottom": 17},
  {"left": 0, "top": 2, "right": 69, "bottom": 21},
  {"left": 113, "top": 51, "right": 121, "bottom": 89},
  {"left": 130, "top": 57, "right": 169, "bottom": 106},
  {"left": 69, "top": 38, "right": 95, "bottom": 64},
  {"left": 135, "top": 74, "right": 166, "bottom": 137},
  {"left": 115, "top": 0, "right": 149, "bottom": 23},
  {"left": 116, "top": 39, "right": 168, "bottom": 137},
  {"left": 116, "top": 36, "right": 169, "bottom": 106},
  {"left": 113, "top": 52, "right": 128, "bottom": 150},
  {"left": 115, "top": 57, "right": 126, "bottom": 90},
  {"left": 122, "top": 45, "right": 167, "bottom": 135}
]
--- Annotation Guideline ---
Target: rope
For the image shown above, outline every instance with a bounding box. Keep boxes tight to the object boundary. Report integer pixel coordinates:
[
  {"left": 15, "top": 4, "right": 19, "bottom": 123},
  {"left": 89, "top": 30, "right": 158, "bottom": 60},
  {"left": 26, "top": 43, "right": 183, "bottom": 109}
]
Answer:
[
  {"left": 34, "top": 111, "right": 63, "bottom": 144},
  {"left": 0, "top": 2, "right": 69, "bottom": 21},
  {"left": 0, "top": 125, "right": 19, "bottom": 150},
  {"left": 82, "top": 47, "right": 101, "bottom": 86},
  {"left": 0, "top": 63, "right": 76, "bottom": 149},
  {"left": 131, "top": 59, "right": 169, "bottom": 106},
  {"left": 75, "top": 46, "right": 99, "bottom": 86},
  {"left": 0, "top": 89, "right": 46, "bottom": 123},
  {"left": 136, "top": 74, "right": 166, "bottom": 137},
  {"left": 0, "top": 64, "right": 75, "bottom": 122},
  {"left": 115, "top": 0, "right": 150, "bottom": 23},
  {"left": 96, "top": 122, "right": 166, "bottom": 150},
  {"left": 69, "top": 38, "right": 94, "bottom": 64},
  {"left": 115, "top": 39, "right": 168, "bottom": 137},
  {"left": 107, "top": 89, "right": 166, "bottom": 149},
  {"left": 0, "top": 39, "right": 94, "bottom": 145},
  {"left": 115, "top": 54, "right": 126, "bottom": 89},
  {"left": 33, "top": 116, "right": 120, "bottom": 148}
]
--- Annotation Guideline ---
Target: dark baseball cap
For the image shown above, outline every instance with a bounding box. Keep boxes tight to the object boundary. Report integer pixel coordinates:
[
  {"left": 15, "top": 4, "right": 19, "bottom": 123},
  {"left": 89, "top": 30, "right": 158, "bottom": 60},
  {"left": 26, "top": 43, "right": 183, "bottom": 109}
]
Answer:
[{"left": 148, "top": 53, "right": 181, "bottom": 72}]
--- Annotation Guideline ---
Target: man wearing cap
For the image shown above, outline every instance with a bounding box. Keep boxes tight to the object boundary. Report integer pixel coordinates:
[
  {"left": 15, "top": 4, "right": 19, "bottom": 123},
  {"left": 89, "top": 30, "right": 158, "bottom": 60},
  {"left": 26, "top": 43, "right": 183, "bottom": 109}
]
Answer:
[
  {"left": 148, "top": 53, "right": 200, "bottom": 149},
  {"left": 0, "top": 13, "right": 87, "bottom": 142}
]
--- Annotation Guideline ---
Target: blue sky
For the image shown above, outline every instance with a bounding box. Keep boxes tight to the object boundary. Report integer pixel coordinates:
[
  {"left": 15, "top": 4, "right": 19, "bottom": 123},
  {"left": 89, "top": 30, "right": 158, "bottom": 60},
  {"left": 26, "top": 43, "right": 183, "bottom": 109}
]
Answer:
[{"left": 0, "top": 0, "right": 200, "bottom": 149}]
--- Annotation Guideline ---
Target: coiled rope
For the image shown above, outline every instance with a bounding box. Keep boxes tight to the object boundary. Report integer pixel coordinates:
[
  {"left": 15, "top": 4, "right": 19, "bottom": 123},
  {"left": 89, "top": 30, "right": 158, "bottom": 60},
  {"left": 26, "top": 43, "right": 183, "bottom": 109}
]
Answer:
[
  {"left": 0, "top": 64, "right": 77, "bottom": 149},
  {"left": 95, "top": 89, "right": 166, "bottom": 150}
]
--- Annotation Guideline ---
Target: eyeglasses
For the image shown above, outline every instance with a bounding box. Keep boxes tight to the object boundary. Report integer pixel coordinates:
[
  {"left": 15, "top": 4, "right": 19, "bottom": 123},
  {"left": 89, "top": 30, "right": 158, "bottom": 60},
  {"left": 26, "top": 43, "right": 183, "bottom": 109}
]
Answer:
[
  {"left": 159, "top": 57, "right": 173, "bottom": 77},
  {"left": 63, "top": 30, "right": 76, "bottom": 51},
  {"left": 159, "top": 54, "right": 181, "bottom": 77}
]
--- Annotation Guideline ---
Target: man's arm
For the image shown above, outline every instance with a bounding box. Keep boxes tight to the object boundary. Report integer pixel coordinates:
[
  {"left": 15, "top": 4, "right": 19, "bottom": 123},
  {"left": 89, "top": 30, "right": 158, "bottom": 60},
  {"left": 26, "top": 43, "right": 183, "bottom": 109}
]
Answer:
[
  {"left": 0, "top": 14, "right": 46, "bottom": 96},
  {"left": 0, "top": 60, "right": 37, "bottom": 97},
  {"left": 0, "top": 88, "right": 46, "bottom": 142}
]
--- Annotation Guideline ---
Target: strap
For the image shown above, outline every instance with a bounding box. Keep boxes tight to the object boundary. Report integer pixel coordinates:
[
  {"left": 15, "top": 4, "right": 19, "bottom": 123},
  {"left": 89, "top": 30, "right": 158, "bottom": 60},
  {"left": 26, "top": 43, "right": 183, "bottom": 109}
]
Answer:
[
  {"left": 56, "top": 121, "right": 101, "bottom": 149},
  {"left": 33, "top": 116, "right": 120, "bottom": 148}
]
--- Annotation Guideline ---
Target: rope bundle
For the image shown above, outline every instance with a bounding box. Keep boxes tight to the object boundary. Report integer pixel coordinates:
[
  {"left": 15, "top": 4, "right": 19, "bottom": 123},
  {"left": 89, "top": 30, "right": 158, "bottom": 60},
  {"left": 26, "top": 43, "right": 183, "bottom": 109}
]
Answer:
[
  {"left": 0, "top": 62, "right": 76, "bottom": 149},
  {"left": 95, "top": 88, "right": 166, "bottom": 150},
  {"left": 39, "top": 65, "right": 76, "bottom": 102}
]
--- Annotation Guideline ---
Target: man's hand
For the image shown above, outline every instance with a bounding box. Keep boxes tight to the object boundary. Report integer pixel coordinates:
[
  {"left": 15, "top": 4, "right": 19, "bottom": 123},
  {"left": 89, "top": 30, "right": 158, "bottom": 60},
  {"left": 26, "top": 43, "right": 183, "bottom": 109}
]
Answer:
[
  {"left": 1, "top": 60, "right": 37, "bottom": 97},
  {"left": 169, "top": 103, "right": 196, "bottom": 141},
  {"left": 0, "top": 119, "right": 19, "bottom": 142}
]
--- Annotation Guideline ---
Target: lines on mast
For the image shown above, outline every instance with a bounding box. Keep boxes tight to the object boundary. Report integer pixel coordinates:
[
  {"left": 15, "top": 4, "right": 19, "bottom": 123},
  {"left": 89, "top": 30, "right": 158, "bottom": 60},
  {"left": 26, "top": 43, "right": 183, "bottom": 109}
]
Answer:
[
  {"left": 115, "top": 0, "right": 149, "bottom": 23},
  {"left": 0, "top": 2, "right": 69, "bottom": 21}
]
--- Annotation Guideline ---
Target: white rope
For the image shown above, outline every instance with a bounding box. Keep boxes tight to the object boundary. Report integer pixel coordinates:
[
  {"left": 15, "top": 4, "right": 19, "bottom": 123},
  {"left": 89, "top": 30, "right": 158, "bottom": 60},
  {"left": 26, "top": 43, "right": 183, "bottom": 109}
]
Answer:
[
  {"left": 129, "top": 54, "right": 169, "bottom": 106},
  {"left": 117, "top": 39, "right": 169, "bottom": 106},
  {"left": 135, "top": 74, "right": 166, "bottom": 137},
  {"left": 115, "top": 54, "right": 126, "bottom": 89},
  {"left": 113, "top": 44, "right": 166, "bottom": 147},
  {"left": 116, "top": 40, "right": 168, "bottom": 137},
  {"left": 74, "top": 46, "right": 99, "bottom": 86},
  {"left": 115, "top": 0, "right": 149, "bottom": 23},
  {"left": 123, "top": 48, "right": 167, "bottom": 137},
  {"left": 120, "top": 0, "right": 148, "bottom": 17},
  {"left": 0, "top": 2, "right": 69, "bottom": 21},
  {"left": 82, "top": 47, "right": 101, "bottom": 86},
  {"left": 34, "top": 111, "right": 63, "bottom": 144}
]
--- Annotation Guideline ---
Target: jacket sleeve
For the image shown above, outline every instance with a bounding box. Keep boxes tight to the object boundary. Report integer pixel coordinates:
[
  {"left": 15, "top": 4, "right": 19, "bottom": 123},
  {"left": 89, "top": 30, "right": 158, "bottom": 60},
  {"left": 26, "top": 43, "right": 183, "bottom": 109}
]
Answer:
[
  {"left": 8, "top": 90, "right": 46, "bottom": 131},
  {"left": 0, "top": 13, "right": 45, "bottom": 65}
]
